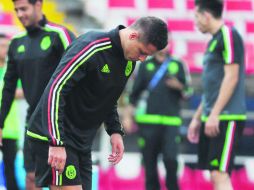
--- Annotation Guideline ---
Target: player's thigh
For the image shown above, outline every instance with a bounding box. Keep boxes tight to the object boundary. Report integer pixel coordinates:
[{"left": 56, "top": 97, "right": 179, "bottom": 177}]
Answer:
[
  {"left": 24, "top": 134, "right": 36, "bottom": 172},
  {"left": 162, "top": 126, "right": 179, "bottom": 160},
  {"left": 79, "top": 152, "right": 92, "bottom": 190}
]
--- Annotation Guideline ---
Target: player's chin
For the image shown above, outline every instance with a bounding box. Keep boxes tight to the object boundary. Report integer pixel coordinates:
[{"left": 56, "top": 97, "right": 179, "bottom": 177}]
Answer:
[
  {"left": 199, "top": 28, "right": 207, "bottom": 34},
  {"left": 19, "top": 19, "right": 27, "bottom": 26},
  {"left": 125, "top": 55, "right": 137, "bottom": 61},
  {"left": 22, "top": 22, "right": 30, "bottom": 28},
  {"left": 130, "top": 58, "right": 139, "bottom": 61}
]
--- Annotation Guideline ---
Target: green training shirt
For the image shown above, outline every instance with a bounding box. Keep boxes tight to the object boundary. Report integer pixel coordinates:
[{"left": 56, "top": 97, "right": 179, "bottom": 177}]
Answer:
[{"left": 0, "top": 67, "right": 21, "bottom": 139}]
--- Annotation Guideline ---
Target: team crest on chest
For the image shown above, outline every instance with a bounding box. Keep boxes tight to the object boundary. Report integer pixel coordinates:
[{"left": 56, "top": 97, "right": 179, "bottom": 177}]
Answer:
[
  {"left": 17, "top": 45, "right": 25, "bottom": 53},
  {"left": 40, "top": 36, "right": 51, "bottom": 51}
]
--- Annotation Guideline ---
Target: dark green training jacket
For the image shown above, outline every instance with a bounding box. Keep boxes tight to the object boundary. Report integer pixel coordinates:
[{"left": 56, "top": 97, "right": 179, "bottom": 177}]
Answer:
[
  {"left": 129, "top": 56, "right": 189, "bottom": 126},
  {"left": 0, "top": 16, "right": 75, "bottom": 128}
]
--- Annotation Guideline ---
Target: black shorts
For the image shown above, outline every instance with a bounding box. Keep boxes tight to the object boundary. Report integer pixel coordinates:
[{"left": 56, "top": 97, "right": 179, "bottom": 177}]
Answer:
[
  {"left": 28, "top": 139, "right": 92, "bottom": 189},
  {"left": 198, "top": 120, "right": 245, "bottom": 173},
  {"left": 24, "top": 129, "right": 36, "bottom": 172}
]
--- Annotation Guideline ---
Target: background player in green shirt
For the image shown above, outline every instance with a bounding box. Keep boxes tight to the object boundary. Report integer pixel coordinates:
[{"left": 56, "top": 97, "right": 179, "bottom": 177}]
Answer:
[
  {"left": 0, "top": 33, "right": 24, "bottom": 190},
  {"left": 125, "top": 46, "right": 190, "bottom": 190}
]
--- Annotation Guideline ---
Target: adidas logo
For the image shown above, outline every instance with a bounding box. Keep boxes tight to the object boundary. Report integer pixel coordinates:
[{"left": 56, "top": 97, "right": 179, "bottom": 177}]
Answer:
[
  {"left": 101, "top": 64, "right": 110, "bottom": 73},
  {"left": 17, "top": 45, "right": 25, "bottom": 53},
  {"left": 210, "top": 159, "right": 219, "bottom": 167}
]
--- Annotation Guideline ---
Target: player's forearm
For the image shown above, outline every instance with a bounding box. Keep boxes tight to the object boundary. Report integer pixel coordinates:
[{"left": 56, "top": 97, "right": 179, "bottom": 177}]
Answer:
[
  {"left": 193, "top": 103, "right": 203, "bottom": 120},
  {"left": 104, "top": 105, "right": 125, "bottom": 136},
  {"left": 0, "top": 86, "right": 16, "bottom": 128}
]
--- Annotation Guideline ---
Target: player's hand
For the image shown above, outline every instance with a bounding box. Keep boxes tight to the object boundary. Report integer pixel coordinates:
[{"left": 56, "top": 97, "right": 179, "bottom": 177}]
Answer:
[
  {"left": 48, "top": 146, "right": 66, "bottom": 174},
  {"left": 165, "top": 77, "right": 184, "bottom": 90},
  {"left": 205, "top": 114, "right": 220, "bottom": 137},
  {"left": 0, "top": 129, "right": 2, "bottom": 146},
  {"left": 122, "top": 105, "right": 135, "bottom": 134},
  {"left": 122, "top": 116, "right": 134, "bottom": 134},
  {"left": 108, "top": 133, "right": 124, "bottom": 165},
  {"left": 187, "top": 118, "right": 201, "bottom": 143}
]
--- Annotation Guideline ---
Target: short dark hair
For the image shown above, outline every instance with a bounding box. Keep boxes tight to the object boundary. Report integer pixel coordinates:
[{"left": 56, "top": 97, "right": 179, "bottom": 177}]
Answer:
[
  {"left": 12, "top": 0, "right": 43, "bottom": 4},
  {"left": 130, "top": 16, "right": 168, "bottom": 51},
  {"left": 195, "top": 0, "right": 223, "bottom": 19}
]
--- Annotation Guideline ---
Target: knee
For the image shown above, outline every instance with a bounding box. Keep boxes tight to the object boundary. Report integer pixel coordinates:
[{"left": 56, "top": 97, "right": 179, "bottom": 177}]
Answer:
[
  {"left": 26, "top": 172, "right": 35, "bottom": 183},
  {"left": 26, "top": 172, "right": 36, "bottom": 190},
  {"left": 163, "top": 158, "right": 178, "bottom": 171},
  {"left": 211, "top": 170, "right": 230, "bottom": 184}
]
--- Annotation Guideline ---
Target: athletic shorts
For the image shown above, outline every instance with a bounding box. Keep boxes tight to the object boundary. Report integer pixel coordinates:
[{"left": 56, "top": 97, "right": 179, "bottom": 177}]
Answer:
[
  {"left": 24, "top": 129, "right": 36, "bottom": 172},
  {"left": 28, "top": 139, "right": 92, "bottom": 189},
  {"left": 198, "top": 120, "right": 245, "bottom": 173}
]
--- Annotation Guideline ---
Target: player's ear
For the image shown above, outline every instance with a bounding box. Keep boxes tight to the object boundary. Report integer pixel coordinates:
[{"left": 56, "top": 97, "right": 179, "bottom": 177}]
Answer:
[
  {"left": 129, "top": 32, "right": 139, "bottom": 40},
  {"left": 204, "top": 11, "right": 212, "bottom": 22}
]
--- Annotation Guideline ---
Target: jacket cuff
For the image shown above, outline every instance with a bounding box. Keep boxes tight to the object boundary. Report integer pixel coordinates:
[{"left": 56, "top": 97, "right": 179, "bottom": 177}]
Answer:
[
  {"left": 106, "top": 128, "right": 125, "bottom": 137},
  {"left": 49, "top": 139, "right": 65, "bottom": 147}
]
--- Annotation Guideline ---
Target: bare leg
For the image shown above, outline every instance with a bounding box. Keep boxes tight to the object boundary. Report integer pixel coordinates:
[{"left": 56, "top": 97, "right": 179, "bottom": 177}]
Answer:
[
  {"left": 26, "top": 172, "right": 42, "bottom": 190},
  {"left": 211, "top": 170, "right": 233, "bottom": 190}
]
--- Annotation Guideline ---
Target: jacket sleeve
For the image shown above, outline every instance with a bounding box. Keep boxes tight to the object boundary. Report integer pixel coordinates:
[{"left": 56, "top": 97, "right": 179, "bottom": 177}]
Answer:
[
  {"left": 177, "top": 60, "right": 193, "bottom": 98},
  {"left": 54, "top": 27, "right": 76, "bottom": 59},
  {"left": 0, "top": 42, "right": 18, "bottom": 129},
  {"left": 129, "top": 63, "right": 147, "bottom": 106},
  {"left": 176, "top": 61, "right": 187, "bottom": 87},
  {"left": 104, "top": 104, "right": 125, "bottom": 136}
]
